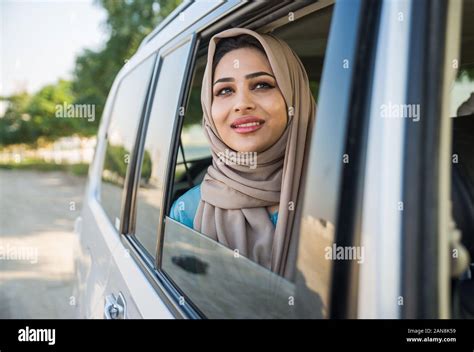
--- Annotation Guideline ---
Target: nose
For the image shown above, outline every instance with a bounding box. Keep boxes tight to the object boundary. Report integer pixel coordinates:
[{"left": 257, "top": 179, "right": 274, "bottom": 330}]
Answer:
[{"left": 233, "top": 89, "right": 256, "bottom": 113}]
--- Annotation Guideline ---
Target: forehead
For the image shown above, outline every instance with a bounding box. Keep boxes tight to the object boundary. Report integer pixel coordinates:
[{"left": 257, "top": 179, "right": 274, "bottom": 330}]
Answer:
[{"left": 214, "top": 47, "right": 273, "bottom": 77}]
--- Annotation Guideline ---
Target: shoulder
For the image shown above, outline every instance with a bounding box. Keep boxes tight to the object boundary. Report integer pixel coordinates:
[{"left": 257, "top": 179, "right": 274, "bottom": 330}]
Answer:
[{"left": 170, "top": 184, "right": 201, "bottom": 229}]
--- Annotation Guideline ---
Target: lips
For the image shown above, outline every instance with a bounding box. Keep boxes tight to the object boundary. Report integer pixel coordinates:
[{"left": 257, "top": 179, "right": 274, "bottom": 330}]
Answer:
[{"left": 230, "top": 116, "right": 265, "bottom": 134}]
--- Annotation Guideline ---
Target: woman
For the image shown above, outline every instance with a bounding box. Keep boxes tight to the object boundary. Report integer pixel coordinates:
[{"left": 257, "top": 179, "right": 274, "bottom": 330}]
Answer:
[{"left": 171, "top": 28, "right": 315, "bottom": 279}]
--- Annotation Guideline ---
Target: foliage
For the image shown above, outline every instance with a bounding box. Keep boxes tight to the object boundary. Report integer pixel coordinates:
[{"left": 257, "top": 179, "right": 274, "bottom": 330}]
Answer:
[
  {"left": 0, "top": 0, "right": 182, "bottom": 147},
  {"left": 103, "top": 143, "right": 130, "bottom": 179},
  {"left": 71, "top": 0, "right": 182, "bottom": 125},
  {"left": 0, "top": 80, "right": 78, "bottom": 146}
]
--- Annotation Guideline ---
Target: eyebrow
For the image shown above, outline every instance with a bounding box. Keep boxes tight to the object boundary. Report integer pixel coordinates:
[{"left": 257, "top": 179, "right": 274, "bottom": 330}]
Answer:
[{"left": 212, "top": 71, "right": 275, "bottom": 86}]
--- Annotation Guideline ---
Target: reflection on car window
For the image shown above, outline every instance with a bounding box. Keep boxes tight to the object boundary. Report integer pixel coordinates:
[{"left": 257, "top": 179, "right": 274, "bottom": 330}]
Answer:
[
  {"left": 100, "top": 55, "right": 155, "bottom": 228},
  {"left": 134, "top": 42, "right": 192, "bottom": 257}
]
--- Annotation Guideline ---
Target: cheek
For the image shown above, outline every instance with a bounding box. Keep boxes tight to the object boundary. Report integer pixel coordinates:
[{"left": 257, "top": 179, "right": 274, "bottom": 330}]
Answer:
[
  {"left": 263, "top": 93, "right": 287, "bottom": 128},
  {"left": 211, "top": 102, "right": 227, "bottom": 128}
]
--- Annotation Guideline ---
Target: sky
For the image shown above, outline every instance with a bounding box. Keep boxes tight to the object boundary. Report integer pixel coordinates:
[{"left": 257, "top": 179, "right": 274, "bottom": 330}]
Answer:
[{"left": 0, "top": 0, "right": 108, "bottom": 99}]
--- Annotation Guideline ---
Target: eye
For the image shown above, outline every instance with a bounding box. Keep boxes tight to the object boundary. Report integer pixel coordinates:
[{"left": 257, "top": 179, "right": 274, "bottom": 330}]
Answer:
[
  {"left": 215, "top": 87, "right": 233, "bottom": 96},
  {"left": 254, "top": 82, "right": 274, "bottom": 90}
]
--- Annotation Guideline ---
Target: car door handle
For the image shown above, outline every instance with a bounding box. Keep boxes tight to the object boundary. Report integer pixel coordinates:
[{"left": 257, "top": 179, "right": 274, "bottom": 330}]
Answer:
[{"left": 104, "top": 292, "right": 126, "bottom": 319}]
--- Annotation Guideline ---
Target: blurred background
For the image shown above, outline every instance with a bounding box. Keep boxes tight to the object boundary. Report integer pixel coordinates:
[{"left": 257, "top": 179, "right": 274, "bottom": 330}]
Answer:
[{"left": 0, "top": 0, "right": 181, "bottom": 318}]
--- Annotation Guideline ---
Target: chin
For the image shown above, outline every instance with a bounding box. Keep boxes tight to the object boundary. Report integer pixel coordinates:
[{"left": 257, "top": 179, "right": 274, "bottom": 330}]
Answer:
[{"left": 233, "top": 141, "right": 264, "bottom": 153}]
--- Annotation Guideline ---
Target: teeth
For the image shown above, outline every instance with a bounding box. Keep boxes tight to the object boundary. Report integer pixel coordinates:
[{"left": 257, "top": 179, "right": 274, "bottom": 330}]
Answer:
[{"left": 235, "top": 122, "right": 261, "bottom": 128}]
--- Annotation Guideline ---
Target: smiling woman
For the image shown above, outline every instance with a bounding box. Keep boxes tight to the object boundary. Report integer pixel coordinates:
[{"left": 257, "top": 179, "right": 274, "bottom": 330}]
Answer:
[{"left": 170, "top": 27, "right": 315, "bottom": 279}]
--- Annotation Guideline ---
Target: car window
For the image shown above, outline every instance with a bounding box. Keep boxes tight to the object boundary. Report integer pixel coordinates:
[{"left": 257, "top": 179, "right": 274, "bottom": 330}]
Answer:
[
  {"left": 160, "top": 4, "right": 335, "bottom": 318},
  {"left": 131, "top": 41, "right": 193, "bottom": 258},
  {"left": 100, "top": 55, "right": 156, "bottom": 229}
]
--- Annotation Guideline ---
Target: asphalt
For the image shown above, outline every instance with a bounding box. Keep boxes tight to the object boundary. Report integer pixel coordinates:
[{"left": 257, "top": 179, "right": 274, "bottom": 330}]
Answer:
[{"left": 0, "top": 170, "right": 86, "bottom": 318}]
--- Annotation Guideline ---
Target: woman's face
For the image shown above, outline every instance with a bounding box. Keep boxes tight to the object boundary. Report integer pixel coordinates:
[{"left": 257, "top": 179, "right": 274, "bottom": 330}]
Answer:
[{"left": 211, "top": 47, "right": 287, "bottom": 153}]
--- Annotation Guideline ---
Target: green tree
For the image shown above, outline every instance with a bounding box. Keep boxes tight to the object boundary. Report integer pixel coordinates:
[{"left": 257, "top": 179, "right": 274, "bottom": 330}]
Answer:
[
  {"left": 26, "top": 80, "right": 77, "bottom": 140},
  {"left": 72, "top": 0, "right": 182, "bottom": 123},
  {"left": 0, "top": 80, "right": 81, "bottom": 145},
  {"left": 0, "top": 91, "right": 31, "bottom": 146}
]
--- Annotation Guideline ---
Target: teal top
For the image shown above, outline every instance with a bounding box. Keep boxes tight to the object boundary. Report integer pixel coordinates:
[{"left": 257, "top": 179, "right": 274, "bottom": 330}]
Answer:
[{"left": 170, "top": 184, "right": 279, "bottom": 229}]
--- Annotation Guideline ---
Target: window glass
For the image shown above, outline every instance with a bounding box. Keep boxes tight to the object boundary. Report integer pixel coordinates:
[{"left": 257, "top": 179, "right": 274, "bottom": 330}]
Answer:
[
  {"left": 100, "top": 55, "right": 155, "bottom": 229},
  {"left": 134, "top": 42, "right": 192, "bottom": 257}
]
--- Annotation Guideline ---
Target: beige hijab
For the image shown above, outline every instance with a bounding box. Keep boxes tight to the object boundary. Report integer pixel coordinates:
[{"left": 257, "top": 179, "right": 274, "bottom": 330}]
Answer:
[{"left": 194, "top": 28, "right": 315, "bottom": 279}]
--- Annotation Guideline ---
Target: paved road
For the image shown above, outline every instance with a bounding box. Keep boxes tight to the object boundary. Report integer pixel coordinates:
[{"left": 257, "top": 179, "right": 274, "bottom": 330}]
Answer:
[{"left": 0, "top": 170, "right": 86, "bottom": 318}]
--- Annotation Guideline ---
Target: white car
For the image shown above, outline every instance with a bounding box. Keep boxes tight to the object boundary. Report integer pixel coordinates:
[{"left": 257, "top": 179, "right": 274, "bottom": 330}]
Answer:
[{"left": 73, "top": 0, "right": 474, "bottom": 319}]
